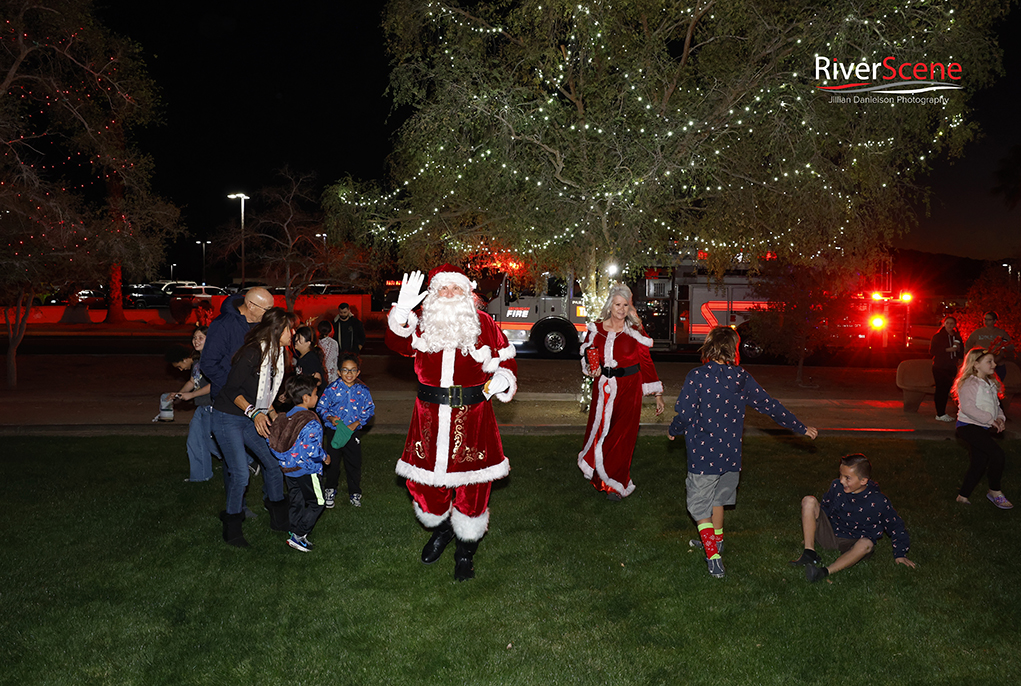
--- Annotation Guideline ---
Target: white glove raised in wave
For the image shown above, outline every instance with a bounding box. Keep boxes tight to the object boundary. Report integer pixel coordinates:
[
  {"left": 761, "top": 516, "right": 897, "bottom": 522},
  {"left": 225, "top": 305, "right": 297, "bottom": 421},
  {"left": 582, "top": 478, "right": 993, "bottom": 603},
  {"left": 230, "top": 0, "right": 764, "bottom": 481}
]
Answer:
[{"left": 390, "top": 271, "right": 427, "bottom": 325}]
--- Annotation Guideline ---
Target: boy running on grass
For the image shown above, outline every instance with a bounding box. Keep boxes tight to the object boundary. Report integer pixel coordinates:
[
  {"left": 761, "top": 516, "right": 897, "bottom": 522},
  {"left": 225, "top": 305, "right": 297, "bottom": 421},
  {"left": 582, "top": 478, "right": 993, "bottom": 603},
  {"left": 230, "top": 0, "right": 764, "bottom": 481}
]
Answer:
[
  {"left": 268, "top": 375, "right": 330, "bottom": 553},
  {"left": 790, "top": 453, "right": 917, "bottom": 582},
  {"left": 668, "top": 326, "right": 818, "bottom": 579}
]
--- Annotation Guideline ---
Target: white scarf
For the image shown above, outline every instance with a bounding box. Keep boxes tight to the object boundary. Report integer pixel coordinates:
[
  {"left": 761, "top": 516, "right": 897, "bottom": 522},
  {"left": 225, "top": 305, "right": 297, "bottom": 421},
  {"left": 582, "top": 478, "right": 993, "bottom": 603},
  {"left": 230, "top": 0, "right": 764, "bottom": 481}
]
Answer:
[{"left": 255, "top": 341, "right": 285, "bottom": 412}]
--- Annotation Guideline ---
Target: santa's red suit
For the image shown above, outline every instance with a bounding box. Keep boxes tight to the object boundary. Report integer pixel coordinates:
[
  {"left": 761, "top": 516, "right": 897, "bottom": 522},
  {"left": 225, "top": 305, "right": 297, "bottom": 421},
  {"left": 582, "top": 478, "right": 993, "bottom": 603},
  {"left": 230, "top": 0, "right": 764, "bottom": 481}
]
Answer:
[
  {"left": 386, "top": 272, "right": 517, "bottom": 546},
  {"left": 578, "top": 321, "right": 663, "bottom": 497}
]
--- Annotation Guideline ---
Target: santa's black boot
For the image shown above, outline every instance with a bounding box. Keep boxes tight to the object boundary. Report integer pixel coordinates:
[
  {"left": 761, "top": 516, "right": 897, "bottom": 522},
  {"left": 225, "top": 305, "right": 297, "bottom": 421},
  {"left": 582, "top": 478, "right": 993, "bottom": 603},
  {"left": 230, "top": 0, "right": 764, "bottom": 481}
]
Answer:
[
  {"left": 421, "top": 519, "right": 455, "bottom": 564},
  {"left": 453, "top": 538, "right": 480, "bottom": 582}
]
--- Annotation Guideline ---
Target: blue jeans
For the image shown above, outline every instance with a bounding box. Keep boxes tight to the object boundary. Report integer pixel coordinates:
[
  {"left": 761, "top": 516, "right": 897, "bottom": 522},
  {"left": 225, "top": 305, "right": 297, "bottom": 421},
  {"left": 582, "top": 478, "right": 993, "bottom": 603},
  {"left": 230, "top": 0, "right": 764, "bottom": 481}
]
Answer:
[
  {"left": 186, "top": 405, "right": 220, "bottom": 482},
  {"left": 212, "top": 409, "right": 284, "bottom": 515}
]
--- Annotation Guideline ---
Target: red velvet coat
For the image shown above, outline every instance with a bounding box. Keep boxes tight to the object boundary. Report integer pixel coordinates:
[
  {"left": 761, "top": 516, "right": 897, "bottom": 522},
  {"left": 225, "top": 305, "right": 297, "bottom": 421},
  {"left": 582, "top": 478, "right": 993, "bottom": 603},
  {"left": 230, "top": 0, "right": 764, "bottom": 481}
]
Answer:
[
  {"left": 577, "top": 322, "right": 663, "bottom": 496},
  {"left": 386, "top": 308, "right": 517, "bottom": 487}
]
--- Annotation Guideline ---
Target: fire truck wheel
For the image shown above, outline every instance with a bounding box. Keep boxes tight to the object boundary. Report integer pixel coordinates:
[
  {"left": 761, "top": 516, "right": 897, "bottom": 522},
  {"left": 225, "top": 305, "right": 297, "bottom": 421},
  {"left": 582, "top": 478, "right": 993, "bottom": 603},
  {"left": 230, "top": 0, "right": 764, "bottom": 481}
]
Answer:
[{"left": 533, "top": 323, "right": 576, "bottom": 357}]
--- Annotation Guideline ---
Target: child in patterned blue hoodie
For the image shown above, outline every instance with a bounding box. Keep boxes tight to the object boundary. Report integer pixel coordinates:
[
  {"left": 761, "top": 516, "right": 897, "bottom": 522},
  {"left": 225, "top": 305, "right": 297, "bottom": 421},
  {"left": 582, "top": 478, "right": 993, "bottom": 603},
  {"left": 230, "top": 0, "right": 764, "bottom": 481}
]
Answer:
[
  {"left": 268, "top": 375, "right": 329, "bottom": 553},
  {"left": 668, "top": 327, "right": 818, "bottom": 578},
  {"left": 317, "top": 353, "right": 375, "bottom": 509},
  {"left": 790, "top": 453, "right": 916, "bottom": 582}
]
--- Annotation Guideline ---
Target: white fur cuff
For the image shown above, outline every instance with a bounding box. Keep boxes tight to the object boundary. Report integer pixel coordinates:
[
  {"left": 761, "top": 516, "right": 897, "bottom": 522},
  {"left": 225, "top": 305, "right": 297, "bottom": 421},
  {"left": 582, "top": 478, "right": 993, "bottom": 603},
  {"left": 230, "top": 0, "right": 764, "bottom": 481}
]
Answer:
[
  {"left": 413, "top": 501, "right": 452, "bottom": 528},
  {"left": 451, "top": 508, "right": 489, "bottom": 542},
  {"left": 643, "top": 381, "right": 664, "bottom": 396}
]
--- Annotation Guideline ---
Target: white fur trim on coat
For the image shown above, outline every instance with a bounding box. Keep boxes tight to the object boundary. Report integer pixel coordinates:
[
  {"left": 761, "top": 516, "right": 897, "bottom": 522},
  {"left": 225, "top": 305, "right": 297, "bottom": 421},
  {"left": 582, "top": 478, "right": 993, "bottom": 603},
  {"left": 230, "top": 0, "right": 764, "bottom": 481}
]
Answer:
[
  {"left": 388, "top": 309, "right": 418, "bottom": 338},
  {"left": 396, "top": 458, "right": 511, "bottom": 488},
  {"left": 643, "top": 381, "right": 664, "bottom": 396},
  {"left": 577, "top": 375, "right": 636, "bottom": 498},
  {"left": 451, "top": 508, "right": 489, "bottom": 542},
  {"left": 490, "top": 367, "right": 517, "bottom": 403}
]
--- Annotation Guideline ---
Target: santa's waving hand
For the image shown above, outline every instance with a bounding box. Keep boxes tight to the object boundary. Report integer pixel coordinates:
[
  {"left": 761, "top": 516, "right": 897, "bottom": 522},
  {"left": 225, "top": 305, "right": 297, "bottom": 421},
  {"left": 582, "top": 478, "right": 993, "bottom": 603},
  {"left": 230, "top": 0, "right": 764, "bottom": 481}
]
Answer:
[{"left": 385, "top": 264, "right": 517, "bottom": 582}]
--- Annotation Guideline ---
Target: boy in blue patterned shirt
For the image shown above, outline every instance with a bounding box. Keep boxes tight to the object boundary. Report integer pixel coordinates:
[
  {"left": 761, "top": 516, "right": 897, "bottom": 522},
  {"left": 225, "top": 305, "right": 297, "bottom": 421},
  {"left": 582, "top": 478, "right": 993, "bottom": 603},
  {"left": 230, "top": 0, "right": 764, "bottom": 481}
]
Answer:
[
  {"left": 317, "top": 353, "right": 375, "bottom": 508},
  {"left": 668, "top": 327, "right": 818, "bottom": 578},
  {"left": 268, "top": 375, "right": 329, "bottom": 553},
  {"left": 790, "top": 453, "right": 917, "bottom": 582}
]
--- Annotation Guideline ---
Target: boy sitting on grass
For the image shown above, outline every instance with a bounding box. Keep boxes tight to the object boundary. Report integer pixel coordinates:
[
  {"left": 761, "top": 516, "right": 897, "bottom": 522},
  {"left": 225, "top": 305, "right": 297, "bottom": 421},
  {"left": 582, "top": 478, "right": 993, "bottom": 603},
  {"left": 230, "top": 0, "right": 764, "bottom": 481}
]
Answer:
[
  {"left": 790, "top": 453, "right": 917, "bottom": 582},
  {"left": 268, "top": 374, "right": 330, "bottom": 553}
]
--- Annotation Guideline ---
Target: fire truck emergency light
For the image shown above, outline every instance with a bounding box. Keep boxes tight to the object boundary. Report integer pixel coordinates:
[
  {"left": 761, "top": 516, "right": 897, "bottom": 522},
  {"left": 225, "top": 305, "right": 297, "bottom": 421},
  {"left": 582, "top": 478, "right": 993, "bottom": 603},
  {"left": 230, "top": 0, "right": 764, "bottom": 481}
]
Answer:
[
  {"left": 900, "top": 292, "right": 913, "bottom": 302},
  {"left": 870, "top": 316, "right": 886, "bottom": 329},
  {"left": 871, "top": 291, "right": 883, "bottom": 300}
]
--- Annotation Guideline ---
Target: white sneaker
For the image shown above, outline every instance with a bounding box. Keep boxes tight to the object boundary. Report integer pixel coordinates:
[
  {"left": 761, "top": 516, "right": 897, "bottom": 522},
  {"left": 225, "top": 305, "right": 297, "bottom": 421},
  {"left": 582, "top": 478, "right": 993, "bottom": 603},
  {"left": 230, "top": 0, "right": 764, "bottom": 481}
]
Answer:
[{"left": 935, "top": 414, "right": 955, "bottom": 422}]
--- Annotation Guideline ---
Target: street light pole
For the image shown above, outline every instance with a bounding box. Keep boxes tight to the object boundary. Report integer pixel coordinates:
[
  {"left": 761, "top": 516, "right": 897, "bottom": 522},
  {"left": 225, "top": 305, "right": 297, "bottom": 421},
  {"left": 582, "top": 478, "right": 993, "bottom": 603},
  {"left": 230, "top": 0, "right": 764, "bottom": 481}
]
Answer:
[
  {"left": 228, "top": 193, "right": 249, "bottom": 287},
  {"left": 196, "top": 241, "right": 211, "bottom": 285},
  {"left": 170, "top": 263, "right": 177, "bottom": 280}
]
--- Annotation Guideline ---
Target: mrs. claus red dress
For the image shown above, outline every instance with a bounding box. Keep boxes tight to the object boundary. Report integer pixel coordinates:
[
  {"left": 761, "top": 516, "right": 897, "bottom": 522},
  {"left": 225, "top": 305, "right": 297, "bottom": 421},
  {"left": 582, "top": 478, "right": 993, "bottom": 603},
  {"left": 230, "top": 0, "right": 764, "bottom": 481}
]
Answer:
[{"left": 577, "top": 321, "right": 663, "bottom": 497}]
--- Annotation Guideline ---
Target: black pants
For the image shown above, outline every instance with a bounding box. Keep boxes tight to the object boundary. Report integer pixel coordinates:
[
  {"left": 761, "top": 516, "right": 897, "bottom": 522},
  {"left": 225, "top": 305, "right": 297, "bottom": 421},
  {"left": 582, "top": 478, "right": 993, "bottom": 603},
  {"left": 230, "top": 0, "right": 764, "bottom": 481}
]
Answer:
[
  {"left": 285, "top": 473, "right": 325, "bottom": 537},
  {"left": 933, "top": 366, "right": 956, "bottom": 416},
  {"left": 956, "top": 423, "right": 1005, "bottom": 497},
  {"left": 323, "top": 427, "right": 363, "bottom": 497}
]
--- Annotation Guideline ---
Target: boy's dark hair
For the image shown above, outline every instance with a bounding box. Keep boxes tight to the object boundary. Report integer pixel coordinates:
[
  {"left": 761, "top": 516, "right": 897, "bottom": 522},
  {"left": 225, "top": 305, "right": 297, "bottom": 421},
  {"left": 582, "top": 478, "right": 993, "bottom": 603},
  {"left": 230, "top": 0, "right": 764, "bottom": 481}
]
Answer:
[
  {"left": 338, "top": 302, "right": 350, "bottom": 310},
  {"left": 339, "top": 352, "right": 361, "bottom": 369},
  {"left": 284, "top": 374, "right": 319, "bottom": 406},
  {"left": 165, "top": 344, "right": 196, "bottom": 365},
  {"left": 985, "top": 310, "right": 999, "bottom": 321},
  {"left": 699, "top": 326, "right": 739, "bottom": 364},
  {"left": 317, "top": 319, "right": 333, "bottom": 337},
  {"left": 840, "top": 453, "right": 872, "bottom": 479}
]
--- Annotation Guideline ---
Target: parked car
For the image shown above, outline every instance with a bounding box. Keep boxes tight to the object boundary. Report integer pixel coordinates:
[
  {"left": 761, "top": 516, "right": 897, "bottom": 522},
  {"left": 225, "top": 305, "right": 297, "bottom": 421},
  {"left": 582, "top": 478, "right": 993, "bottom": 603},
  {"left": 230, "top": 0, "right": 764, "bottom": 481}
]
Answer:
[
  {"left": 153, "top": 280, "right": 198, "bottom": 294},
  {"left": 123, "top": 284, "right": 172, "bottom": 309},
  {"left": 169, "top": 285, "right": 226, "bottom": 302}
]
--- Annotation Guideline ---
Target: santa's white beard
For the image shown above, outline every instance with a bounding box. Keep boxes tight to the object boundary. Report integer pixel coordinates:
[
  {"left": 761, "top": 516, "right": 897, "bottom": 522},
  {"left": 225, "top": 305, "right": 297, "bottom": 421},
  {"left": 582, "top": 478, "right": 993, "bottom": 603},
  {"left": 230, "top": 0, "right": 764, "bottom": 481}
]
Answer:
[{"left": 418, "top": 291, "right": 481, "bottom": 353}]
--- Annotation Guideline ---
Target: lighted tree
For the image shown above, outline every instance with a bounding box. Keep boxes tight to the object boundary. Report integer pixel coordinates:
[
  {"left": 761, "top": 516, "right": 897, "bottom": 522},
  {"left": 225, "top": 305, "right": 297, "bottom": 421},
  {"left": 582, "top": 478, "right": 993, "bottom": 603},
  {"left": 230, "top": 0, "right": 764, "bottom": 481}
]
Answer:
[
  {"left": 327, "top": 0, "right": 1008, "bottom": 298},
  {"left": 1, "top": 0, "right": 181, "bottom": 387},
  {"left": 217, "top": 170, "right": 368, "bottom": 312}
]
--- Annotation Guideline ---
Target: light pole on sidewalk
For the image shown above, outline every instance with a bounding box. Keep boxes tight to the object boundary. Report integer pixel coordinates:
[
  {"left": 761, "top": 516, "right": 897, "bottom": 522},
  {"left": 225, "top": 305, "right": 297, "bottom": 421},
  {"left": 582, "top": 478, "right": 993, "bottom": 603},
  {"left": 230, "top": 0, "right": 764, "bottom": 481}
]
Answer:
[
  {"left": 228, "top": 193, "right": 249, "bottom": 287},
  {"left": 196, "top": 241, "right": 211, "bottom": 285},
  {"left": 170, "top": 263, "right": 176, "bottom": 280}
]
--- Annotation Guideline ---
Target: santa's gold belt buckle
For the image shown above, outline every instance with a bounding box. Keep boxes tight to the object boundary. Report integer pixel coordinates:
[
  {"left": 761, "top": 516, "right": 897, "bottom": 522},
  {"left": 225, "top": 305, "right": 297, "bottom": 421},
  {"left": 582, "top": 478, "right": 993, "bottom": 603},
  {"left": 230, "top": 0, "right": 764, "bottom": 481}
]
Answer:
[{"left": 447, "top": 385, "right": 464, "bottom": 408}]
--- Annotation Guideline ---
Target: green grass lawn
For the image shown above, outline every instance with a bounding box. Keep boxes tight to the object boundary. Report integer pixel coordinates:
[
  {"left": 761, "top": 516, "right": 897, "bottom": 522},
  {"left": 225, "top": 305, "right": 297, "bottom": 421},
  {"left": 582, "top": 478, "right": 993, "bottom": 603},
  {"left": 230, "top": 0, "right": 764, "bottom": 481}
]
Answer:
[{"left": 1, "top": 433, "right": 1019, "bottom": 685}]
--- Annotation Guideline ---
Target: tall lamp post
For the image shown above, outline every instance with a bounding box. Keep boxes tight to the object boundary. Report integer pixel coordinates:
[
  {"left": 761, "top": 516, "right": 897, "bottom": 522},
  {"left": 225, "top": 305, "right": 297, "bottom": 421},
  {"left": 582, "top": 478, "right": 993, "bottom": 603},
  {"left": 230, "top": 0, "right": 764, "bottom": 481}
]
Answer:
[
  {"left": 170, "top": 263, "right": 177, "bottom": 280},
  {"left": 196, "top": 241, "right": 211, "bottom": 285},
  {"left": 228, "top": 193, "right": 249, "bottom": 287}
]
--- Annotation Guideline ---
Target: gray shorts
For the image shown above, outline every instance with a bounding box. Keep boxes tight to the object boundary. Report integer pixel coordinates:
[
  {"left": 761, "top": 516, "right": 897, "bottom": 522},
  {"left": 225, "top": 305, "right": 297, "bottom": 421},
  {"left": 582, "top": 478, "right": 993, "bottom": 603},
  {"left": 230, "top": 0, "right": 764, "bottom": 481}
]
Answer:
[
  {"left": 686, "top": 471, "right": 740, "bottom": 521},
  {"left": 816, "top": 510, "right": 874, "bottom": 560}
]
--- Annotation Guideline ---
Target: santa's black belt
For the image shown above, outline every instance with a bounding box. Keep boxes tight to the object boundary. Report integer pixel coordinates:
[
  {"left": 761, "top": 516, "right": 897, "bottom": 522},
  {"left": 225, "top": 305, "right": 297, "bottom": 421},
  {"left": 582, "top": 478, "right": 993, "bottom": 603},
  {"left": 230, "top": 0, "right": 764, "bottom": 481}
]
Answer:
[
  {"left": 417, "top": 382, "right": 486, "bottom": 408},
  {"left": 601, "top": 364, "right": 639, "bottom": 378}
]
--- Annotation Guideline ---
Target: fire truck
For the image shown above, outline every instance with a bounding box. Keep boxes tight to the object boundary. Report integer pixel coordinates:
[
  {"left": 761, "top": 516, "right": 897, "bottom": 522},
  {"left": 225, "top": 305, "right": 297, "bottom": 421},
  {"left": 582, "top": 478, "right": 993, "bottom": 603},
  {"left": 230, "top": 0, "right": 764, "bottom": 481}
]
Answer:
[{"left": 480, "top": 266, "right": 913, "bottom": 357}]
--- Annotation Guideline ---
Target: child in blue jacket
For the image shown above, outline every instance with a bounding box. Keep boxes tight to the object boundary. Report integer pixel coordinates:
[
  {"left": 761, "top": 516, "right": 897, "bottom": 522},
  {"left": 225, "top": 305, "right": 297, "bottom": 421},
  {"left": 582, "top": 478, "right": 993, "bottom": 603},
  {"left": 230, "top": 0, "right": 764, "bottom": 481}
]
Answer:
[
  {"left": 317, "top": 353, "right": 375, "bottom": 508},
  {"left": 669, "top": 327, "right": 818, "bottom": 578},
  {"left": 268, "top": 375, "right": 329, "bottom": 553}
]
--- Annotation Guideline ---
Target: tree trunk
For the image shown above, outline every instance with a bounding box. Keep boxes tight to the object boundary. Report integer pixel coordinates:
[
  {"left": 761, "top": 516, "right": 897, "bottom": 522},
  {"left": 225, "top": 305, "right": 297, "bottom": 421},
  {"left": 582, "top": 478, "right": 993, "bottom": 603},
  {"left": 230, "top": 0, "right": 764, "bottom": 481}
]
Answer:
[
  {"left": 104, "top": 263, "right": 127, "bottom": 324},
  {"left": 4, "top": 286, "right": 33, "bottom": 389}
]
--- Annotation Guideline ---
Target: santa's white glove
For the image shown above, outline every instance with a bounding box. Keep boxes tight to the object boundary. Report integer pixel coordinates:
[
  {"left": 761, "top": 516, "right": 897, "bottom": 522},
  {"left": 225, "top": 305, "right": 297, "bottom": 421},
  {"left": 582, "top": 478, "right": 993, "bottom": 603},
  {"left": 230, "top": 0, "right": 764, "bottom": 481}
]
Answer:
[
  {"left": 483, "top": 374, "right": 511, "bottom": 400},
  {"left": 390, "top": 271, "right": 427, "bottom": 325}
]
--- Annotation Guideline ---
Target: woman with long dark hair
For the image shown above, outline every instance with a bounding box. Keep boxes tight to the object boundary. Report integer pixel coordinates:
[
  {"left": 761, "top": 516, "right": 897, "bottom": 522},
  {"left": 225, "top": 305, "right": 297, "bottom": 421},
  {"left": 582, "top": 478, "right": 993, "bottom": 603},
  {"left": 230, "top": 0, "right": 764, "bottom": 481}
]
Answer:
[{"left": 212, "top": 307, "right": 298, "bottom": 547}]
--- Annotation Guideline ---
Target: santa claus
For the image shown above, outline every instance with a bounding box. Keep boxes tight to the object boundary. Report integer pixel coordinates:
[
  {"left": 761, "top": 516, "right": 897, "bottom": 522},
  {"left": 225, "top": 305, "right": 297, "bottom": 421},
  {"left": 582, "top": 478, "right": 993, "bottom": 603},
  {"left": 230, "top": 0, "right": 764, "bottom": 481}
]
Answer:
[{"left": 386, "top": 265, "right": 517, "bottom": 581}]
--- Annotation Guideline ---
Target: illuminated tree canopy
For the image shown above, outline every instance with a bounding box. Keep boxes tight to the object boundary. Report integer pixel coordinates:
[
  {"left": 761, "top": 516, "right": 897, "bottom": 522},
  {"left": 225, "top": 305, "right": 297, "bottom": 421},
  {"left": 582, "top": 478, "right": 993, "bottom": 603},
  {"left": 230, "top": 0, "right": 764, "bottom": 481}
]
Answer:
[{"left": 327, "top": 0, "right": 1009, "bottom": 286}]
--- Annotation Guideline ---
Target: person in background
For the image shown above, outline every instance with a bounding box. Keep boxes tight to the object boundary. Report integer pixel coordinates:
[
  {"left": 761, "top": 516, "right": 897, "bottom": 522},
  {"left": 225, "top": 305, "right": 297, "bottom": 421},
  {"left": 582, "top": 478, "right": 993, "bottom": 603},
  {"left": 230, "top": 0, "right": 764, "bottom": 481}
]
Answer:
[
  {"left": 165, "top": 325, "right": 220, "bottom": 482},
  {"left": 318, "top": 319, "right": 339, "bottom": 385},
  {"left": 334, "top": 302, "right": 366, "bottom": 354},
  {"left": 952, "top": 348, "right": 1012, "bottom": 509},
  {"left": 929, "top": 315, "right": 962, "bottom": 422},
  {"left": 965, "top": 311, "right": 1014, "bottom": 383},
  {"left": 292, "top": 325, "right": 326, "bottom": 394}
]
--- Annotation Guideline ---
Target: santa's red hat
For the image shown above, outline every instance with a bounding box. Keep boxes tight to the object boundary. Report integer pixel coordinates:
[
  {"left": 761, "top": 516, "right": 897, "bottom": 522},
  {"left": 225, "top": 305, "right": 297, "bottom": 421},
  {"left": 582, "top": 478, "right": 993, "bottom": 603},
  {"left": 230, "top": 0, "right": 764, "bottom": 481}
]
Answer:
[{"left": 427, "top": 264, "right": 476, "bottom": 294}]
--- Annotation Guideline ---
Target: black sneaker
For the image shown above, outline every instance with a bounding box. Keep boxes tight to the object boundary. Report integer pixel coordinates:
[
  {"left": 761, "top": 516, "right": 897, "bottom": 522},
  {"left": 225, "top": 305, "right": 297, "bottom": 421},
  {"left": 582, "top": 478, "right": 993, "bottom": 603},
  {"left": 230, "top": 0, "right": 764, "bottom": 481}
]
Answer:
[
  {"left": 805, "top": 563, "right": 829, "bottom": 583},
  {"left": 789, "top": 549, "right": 822, "bottom": 566}
]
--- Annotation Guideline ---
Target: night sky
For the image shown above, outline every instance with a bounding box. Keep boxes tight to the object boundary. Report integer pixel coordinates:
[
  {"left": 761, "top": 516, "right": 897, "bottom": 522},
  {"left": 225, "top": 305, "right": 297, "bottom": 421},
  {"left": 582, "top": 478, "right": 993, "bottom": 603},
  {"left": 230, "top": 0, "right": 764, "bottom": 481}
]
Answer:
[{"left": 98, "top": 2, "right": 1021, "bottom": 282}]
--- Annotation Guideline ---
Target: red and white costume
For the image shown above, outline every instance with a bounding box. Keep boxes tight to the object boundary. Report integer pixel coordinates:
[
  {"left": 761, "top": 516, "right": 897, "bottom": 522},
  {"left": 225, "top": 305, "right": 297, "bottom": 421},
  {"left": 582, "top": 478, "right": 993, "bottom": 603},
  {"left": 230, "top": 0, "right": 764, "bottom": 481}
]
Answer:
[
  {"left": 578, "top": 321, "right": 663, "bottom": 497},
  {"left": 386, "top": 271, "right": 517, "bottom": 543}
]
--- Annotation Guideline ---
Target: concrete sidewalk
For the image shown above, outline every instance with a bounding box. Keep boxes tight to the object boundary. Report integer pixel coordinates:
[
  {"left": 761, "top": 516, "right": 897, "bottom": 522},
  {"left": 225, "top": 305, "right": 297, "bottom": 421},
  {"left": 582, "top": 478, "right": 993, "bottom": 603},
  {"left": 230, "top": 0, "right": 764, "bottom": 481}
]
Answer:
[{"left": 1, "top": 354, "right": 1013, "bottom": 439}]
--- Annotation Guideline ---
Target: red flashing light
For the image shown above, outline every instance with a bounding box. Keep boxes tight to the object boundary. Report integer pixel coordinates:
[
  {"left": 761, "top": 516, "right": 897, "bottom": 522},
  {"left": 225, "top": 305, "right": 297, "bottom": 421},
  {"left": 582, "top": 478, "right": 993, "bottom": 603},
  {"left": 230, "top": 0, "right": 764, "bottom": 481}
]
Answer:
[
  {"left": 900, "top": 292, "right": 913, "bottom": 303},
  {"left": 870, "top": 316, "right": 886, "bottom": 329},
  {"left": 871, "top": 291, "right": 883, "bottom": 301}
]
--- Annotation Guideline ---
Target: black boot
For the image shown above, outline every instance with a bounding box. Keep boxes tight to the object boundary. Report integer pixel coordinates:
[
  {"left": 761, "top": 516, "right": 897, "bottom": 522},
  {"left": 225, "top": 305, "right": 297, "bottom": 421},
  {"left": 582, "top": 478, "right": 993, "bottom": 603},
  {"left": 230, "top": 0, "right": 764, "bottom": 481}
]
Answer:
[
  {"left": 221, "top": 511, "right": 249, "bottom": 548},
  {"left": 421, "top": 519, "right": 455, "bottom": 564},
  {"left": 266, "top": 498, "right": 289, "bottom": 532},
  {"left": 453, "top": 538, "right": 480, "bottom": 582}
]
